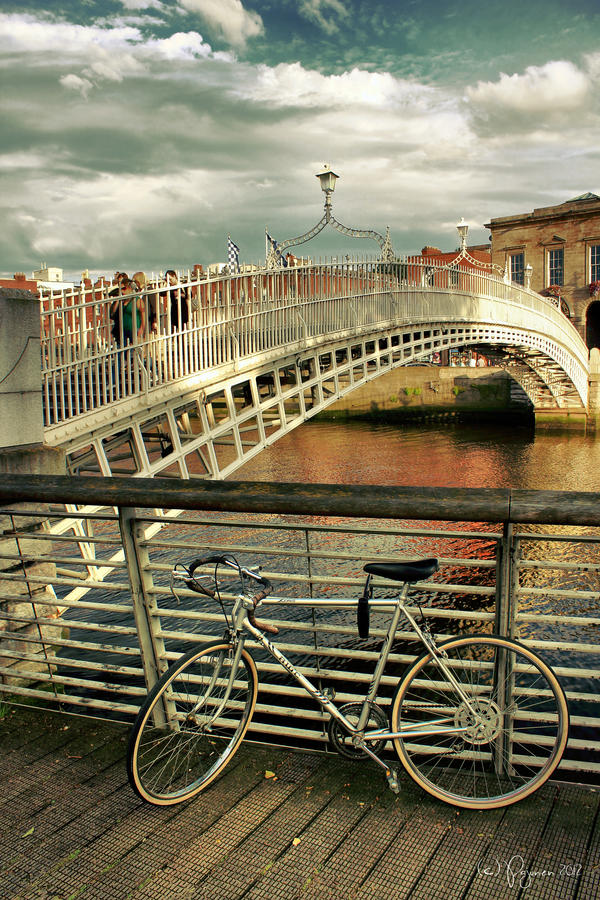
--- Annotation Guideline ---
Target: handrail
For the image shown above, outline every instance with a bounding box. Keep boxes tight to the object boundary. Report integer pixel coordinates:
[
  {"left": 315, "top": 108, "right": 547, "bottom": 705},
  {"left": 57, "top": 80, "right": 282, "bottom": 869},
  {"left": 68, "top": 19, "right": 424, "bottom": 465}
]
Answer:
[{"left": 2, "top": 475, "right": 600, "bottom": 526}]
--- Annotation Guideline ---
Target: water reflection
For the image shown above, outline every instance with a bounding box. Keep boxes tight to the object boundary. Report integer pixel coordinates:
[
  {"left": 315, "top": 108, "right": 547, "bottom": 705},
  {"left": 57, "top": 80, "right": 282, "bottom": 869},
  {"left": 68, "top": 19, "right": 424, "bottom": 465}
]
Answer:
[{"left": 235, "top": 418, "right": 600, "bottom": 492}]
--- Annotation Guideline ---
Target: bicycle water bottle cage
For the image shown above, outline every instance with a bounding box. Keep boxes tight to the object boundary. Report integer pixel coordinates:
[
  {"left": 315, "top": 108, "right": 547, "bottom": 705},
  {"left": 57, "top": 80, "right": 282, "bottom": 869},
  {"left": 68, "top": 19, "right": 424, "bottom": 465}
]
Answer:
[{"left": 357, "top": 575, "right": 372, "bottom": 640}]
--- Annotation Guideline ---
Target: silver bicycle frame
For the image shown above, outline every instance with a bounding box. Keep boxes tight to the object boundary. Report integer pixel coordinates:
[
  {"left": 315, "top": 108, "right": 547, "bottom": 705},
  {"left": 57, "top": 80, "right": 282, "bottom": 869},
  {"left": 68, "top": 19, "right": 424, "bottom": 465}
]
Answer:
[{"left": 229, "top": 583, "right": 474, "bottom": 769}]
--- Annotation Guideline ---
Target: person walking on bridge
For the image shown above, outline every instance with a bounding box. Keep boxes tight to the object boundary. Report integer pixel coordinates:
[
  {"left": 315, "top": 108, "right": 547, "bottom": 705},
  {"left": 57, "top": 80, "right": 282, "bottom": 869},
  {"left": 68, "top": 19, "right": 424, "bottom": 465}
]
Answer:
[
  {"left": 110, "top": 277, "right": 146, "bottom": 347},
  {"left": 166, "top": 269, "right": 189, "bottom": 332}
]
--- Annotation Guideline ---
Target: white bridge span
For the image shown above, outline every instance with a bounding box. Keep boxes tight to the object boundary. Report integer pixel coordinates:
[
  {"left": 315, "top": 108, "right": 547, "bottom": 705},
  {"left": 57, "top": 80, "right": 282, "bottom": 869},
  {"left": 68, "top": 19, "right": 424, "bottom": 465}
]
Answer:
[{"left": 41, "top": 259, "right": 590, "bottom": 480}]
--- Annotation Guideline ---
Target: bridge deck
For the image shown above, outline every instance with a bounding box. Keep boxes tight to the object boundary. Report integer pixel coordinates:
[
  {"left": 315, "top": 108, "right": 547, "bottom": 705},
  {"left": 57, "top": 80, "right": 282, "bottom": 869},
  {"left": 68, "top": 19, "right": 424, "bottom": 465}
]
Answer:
[{"left": 1, "top": 707, "right": 598, "bottom": 899}]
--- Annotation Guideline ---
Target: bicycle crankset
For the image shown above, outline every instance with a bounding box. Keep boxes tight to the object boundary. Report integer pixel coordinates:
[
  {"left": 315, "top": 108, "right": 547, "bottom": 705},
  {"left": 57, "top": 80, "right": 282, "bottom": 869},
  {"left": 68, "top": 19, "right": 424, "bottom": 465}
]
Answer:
[{"left": 328, "top": 702, "right": 388, "bottom": 759}]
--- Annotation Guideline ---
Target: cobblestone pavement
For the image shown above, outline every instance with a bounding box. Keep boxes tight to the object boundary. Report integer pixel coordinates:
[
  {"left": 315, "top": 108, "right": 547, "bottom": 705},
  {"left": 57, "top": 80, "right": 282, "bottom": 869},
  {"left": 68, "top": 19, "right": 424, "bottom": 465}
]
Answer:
[{"left": 0, "top": 706, "right": 598, "bottom": 900}]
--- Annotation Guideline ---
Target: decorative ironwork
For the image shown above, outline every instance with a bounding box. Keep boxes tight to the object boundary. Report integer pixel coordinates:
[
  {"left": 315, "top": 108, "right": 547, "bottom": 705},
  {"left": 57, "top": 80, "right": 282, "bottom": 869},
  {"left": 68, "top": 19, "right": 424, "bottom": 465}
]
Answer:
[
  {"left": 446, "top": 217, "right": 507, "bottom": 278},
  {"left": 266, "top": 167, "right": 395, "bottom": 267}
]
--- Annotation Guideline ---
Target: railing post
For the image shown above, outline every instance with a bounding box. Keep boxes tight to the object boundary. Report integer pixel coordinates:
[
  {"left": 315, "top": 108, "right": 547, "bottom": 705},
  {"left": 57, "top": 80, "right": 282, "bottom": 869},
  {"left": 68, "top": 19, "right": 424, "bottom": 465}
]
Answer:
[
  {"left": 118, "top": 506, "right": 167, "bottom": 692},
  {"left": 494, "top": 521, "right": 519, "bottom": 774},
  {"left": 495, "top": 521, "right": 517, "bottom": 638}
]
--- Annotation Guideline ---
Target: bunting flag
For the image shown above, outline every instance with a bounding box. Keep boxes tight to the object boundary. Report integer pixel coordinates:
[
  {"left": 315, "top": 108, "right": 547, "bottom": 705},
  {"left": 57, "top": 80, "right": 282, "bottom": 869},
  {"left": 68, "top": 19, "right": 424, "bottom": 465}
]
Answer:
[
  {"left": 227, "top": 235, "right": 240, "bottom": 272},
  {"left": 266, "top": 231, "right": 288, "bottom": 267}
]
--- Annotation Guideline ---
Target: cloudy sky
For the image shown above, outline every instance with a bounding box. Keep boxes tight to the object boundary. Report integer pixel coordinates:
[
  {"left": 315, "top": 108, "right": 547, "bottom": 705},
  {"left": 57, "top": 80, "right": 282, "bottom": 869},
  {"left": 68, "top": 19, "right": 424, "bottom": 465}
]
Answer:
[{"left": 2, "top": 0, "right": 600, "bottom": 280}]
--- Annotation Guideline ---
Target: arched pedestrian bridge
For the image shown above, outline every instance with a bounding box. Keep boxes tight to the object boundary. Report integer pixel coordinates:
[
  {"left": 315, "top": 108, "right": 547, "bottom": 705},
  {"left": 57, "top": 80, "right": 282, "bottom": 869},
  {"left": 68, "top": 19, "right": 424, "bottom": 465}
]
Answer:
[{"left": 41, "top": 258, "right": 590, "bottom": 479}]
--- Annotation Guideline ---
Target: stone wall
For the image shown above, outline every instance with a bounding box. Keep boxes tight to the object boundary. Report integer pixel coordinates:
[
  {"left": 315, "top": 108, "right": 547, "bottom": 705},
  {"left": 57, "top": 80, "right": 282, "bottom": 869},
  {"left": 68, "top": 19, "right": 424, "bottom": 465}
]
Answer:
[{"left": 317, "top": 366, "right": 526, "bottom": 421}]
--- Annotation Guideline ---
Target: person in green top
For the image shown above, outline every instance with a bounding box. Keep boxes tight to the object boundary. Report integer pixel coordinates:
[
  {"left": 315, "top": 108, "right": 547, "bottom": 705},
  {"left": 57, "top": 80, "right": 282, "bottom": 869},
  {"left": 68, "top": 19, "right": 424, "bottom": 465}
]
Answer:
[{"left": 110, "top": 277, "right": 146, "bottom": 346}]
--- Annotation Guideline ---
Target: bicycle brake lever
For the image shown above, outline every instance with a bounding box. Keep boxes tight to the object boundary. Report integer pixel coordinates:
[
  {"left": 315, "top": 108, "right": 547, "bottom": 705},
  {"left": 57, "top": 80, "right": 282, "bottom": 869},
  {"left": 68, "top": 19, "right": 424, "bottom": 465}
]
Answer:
[{"left": 249, "top": 590, "right": 279, "bottom": 634}]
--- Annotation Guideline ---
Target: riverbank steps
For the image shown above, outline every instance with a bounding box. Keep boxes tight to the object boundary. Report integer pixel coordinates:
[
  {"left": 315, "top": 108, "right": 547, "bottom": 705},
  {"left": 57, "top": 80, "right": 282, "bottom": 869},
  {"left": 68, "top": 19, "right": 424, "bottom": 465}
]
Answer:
[{"left": 1, "top": 705, "right": 599, "bottom": 899}]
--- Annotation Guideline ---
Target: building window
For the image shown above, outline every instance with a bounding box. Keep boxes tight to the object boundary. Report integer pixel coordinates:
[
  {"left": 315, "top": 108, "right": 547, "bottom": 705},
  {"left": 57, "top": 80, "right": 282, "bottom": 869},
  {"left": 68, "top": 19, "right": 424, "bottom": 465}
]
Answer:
[
  {"left": 510, "top": 253, "right": 524, "bottom": 285},
  {"left": 590, "top": 244, "right": 600, "bottom": 283},
  {"left": 548, "top": 248, "right": 564, "bottom": 286}
]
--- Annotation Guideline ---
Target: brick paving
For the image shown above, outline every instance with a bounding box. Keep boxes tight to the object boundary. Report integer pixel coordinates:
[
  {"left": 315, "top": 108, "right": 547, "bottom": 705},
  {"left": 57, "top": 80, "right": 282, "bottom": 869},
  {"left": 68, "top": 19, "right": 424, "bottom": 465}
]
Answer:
[{"left": 0, "top": 706, "right": 599, "bottom": 900}]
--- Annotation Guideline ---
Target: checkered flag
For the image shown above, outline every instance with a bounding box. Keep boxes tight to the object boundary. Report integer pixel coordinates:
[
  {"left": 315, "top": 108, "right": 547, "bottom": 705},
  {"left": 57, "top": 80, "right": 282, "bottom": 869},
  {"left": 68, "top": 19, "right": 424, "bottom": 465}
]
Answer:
[
  {"left": 227, "top": 235, "right": 240, "bottom": 272},
  {"left": 266, "top": 232, "right": 288, "bottom": 267}
]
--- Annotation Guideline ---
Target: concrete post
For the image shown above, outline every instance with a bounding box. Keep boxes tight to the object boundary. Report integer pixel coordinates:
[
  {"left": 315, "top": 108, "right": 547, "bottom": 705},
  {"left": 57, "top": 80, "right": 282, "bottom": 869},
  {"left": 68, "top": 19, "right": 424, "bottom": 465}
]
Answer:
[
  {"left": 0, "top": 287, "right": 44, "bottom": 450},
  {"left": 0, "top": 287, "right": 66, "bottom": 689}
]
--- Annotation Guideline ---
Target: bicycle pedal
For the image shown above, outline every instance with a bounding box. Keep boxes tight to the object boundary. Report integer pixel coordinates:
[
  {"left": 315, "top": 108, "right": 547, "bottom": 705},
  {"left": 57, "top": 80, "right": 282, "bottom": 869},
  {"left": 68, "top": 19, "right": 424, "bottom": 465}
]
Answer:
[{"left": 385, "top": 768, "right": 400, "bottom": 794}]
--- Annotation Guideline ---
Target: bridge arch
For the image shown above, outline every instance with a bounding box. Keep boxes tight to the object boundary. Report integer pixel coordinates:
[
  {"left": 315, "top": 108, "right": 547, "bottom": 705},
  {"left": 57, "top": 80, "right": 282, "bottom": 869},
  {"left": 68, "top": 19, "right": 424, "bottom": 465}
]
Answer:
[{"left": 62, "top": 317, "right": 588, "bottom": 480}]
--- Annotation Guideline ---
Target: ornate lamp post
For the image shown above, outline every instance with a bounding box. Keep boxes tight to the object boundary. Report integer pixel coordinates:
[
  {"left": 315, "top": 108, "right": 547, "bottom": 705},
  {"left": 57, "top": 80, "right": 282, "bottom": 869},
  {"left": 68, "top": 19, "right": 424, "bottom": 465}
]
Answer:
[
  {"left": 451, "top": 217, "right": 507, "bottom": 279},
  {"left": 266, "top": 166, "right": 395, "bottom": 267}
]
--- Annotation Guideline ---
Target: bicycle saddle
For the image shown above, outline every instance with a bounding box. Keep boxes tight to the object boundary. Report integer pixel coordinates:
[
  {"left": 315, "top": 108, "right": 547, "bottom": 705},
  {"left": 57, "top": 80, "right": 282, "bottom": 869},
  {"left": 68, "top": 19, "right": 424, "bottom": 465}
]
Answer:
[{"left": 363, "top": 558, "right": 439, "bottom": 583}]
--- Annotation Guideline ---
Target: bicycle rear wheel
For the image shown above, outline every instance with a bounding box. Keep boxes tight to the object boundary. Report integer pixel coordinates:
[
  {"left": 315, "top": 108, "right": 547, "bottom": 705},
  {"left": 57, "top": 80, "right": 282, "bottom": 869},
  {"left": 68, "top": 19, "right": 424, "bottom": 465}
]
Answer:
[
  {"left": 128, "top": 640, "right": 258, "bottom": 805},
  {"left": 390, "top": 635, "right": 569, "bottom": 809}
]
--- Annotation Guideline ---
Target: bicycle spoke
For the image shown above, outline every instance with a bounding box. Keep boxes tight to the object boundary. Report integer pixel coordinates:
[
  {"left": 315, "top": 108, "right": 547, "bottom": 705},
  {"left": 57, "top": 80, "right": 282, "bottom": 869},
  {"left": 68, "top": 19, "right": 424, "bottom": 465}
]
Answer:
[
  {"left": 128, "top": 642, "right": 257, "bottom": 804},
  {"left": 391, "top": 636, "right": 568, "bottom": 809}
]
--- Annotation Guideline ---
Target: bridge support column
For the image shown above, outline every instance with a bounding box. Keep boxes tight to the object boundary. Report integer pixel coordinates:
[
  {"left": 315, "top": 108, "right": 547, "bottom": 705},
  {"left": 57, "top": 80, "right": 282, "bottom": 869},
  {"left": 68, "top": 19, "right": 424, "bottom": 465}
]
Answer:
[
  {"left": 0, "top": 288, "right": 65, "bottom": 689},
  {"left": 587, "top": 347, "right": 600, "bottom": 431}
]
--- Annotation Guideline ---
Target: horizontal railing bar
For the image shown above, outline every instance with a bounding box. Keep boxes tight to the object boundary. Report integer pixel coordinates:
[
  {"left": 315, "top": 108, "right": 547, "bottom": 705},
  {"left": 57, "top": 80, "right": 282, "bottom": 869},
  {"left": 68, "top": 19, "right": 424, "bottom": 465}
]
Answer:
[
  {"left": 0, "top": 507, "right": 119, "bottom": 522},
  {"left": 138, "top": 516, "right": 500, "bottom": 542},
  {"left": 145, "top": 544, "right": 496, "bottom": 568},
  {"left": 518, "top": 638, "right": 600, "bottom": 654},
  {"left": 517, "top": 612, "right": 600, "bottom": 625},
  {"left": 0, "top": 572, "right": 132, "bottom": 592},
  {"left": 3, "top": 476, "right": 599, "bottom": 525},
  {"left": 518, "top": 587, "right": 600, "bottom": 601},
  {"left": 515, "top": 531, "right": 600, "bottom": 543},
  {"left": 6, "top": 531, "right": 123, "bottom": 545},
  {"left": 0, "top": 683, "right": 140, "bottom": 716},
  {"left": 0, "top": 594, "right": 134, "bottom": 615},
  {"left": 0, "top": 552, "right": 126, "bottom": 570},
  {"left": 518, "top": 560, "right": 600, "bottom": 572},
  {"left": 0, "top": 612, "right": 137, "bottom": 636},
  {"left": 2, "top": 630, "right": 141, "bottom": 656},
  {"left": 0, "top": 666, "right": 147, "bottom": 697}
]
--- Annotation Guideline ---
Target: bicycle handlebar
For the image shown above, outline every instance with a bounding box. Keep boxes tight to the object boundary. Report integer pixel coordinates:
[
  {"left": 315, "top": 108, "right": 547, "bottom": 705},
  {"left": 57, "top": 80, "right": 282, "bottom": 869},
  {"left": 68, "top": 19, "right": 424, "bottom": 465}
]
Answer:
[{"left": 186, "top": 555, "right": 274, "bottom": 620}]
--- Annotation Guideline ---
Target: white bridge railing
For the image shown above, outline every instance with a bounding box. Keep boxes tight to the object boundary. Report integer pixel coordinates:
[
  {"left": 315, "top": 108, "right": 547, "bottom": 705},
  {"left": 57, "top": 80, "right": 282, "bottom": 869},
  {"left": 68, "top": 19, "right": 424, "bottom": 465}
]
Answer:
[{"left": 40, "top": 257, "right": 589, "bottom": 429}]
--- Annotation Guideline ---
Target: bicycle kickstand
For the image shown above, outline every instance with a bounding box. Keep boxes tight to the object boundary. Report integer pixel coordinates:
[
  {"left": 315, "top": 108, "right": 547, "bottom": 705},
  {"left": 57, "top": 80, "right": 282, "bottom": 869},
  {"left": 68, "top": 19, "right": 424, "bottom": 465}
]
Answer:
[{"left": 385, "top": 766, "right": 400, "bottom": 794}]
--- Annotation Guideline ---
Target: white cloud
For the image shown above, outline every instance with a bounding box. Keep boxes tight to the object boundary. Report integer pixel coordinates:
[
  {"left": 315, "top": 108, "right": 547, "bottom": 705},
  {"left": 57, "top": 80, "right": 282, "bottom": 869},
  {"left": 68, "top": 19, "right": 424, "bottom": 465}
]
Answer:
[
  {"left": 0, "top": 13, "right": 142, "bottom": 57},
  {"left": 59, "top": 73, "right": 94, "bottom": 99},
  {"left": 120, "top": 0, "right": 166, "bottom": 9},
  {"left": 0, "top": 13, "right": 221, "bottom": 93},
  {"left": 0, "top": 151, "right": 50, "bottom": 170},
  {"left": 178, "top": 0, "right": 263, "bottom": 47},
  {"left": 237, "top": 62, "right": 440, "bottom": 110},
  {"left": 466, "top": 60, "right": 589, "bottom": 113},
  {"left": 298, "top": 0, "right": 349, "bottom": 35},
  {"left": 144, "top": 31, "right": 214, "bottom": 61}
]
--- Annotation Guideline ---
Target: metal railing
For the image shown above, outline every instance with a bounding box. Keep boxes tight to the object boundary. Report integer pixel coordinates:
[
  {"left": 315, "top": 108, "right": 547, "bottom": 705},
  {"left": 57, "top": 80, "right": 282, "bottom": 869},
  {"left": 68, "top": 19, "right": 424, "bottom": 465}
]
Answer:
[
  {"left": 40, "top": 259, "right": 589, "bottom": 429},
  {"left": 1, "top": 476, "right": 599, "bottom": 776}
]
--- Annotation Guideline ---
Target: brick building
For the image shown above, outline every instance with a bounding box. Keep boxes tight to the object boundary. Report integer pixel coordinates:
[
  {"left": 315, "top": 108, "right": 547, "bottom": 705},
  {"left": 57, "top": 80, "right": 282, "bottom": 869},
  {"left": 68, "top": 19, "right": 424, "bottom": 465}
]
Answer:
[
  {"left": 0, "top": 272, "right": 38, "bottom": 292},
  {"left": 486, "top": 193, "right": 600, "bottom": 349}
]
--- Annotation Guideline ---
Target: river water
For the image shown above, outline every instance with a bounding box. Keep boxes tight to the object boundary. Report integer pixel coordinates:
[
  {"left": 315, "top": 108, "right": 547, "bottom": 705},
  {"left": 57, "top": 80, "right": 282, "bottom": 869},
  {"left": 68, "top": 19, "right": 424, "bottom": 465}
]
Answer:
[{"left": 233, "top": 417, "right": 600, "bottom": 492}]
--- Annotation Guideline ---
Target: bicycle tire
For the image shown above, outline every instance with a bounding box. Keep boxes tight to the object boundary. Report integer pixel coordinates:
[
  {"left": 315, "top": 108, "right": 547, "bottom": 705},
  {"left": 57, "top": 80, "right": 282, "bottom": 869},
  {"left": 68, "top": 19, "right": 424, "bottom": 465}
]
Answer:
[
  {"left": 390, "top": 635, "right": 569, "bottom": 809},
  {"left": 127, "top": 640, "right": 258, "bottom": 805}
]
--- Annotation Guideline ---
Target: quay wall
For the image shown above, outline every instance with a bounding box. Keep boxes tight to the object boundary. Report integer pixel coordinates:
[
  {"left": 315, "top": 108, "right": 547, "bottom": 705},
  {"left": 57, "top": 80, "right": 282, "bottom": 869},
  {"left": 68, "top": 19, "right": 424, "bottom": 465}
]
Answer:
[{"left": 317, "top": 366, "right": 528, "bottom": 422}]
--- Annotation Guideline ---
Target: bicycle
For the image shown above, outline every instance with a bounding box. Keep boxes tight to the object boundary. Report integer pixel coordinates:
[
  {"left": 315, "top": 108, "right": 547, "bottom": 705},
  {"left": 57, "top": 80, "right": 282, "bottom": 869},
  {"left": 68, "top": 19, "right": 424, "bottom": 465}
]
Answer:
[{"left": 127, "top": 553, "right": 569, "bottom": 810}]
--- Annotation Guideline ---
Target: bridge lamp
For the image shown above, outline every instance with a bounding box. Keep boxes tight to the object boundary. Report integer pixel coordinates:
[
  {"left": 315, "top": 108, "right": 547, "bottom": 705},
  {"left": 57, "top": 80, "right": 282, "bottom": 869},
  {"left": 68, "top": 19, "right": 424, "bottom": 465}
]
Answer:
[
  {"left": 456, "top": 217, "right": 469, "bottom": 251},
  {"left": 316, "top": 166, "right": 340, "bottom": 207}
]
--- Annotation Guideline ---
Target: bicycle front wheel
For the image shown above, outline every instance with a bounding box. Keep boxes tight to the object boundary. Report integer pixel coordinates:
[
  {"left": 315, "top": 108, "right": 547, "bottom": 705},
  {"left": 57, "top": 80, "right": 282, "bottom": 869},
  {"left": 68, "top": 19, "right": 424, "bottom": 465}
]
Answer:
[
  {"left": 390, "top": 635, "right": 569, "bottom": 809},
  {"left": 127, "top": 641, "right": 258, "bottom": 805}
]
